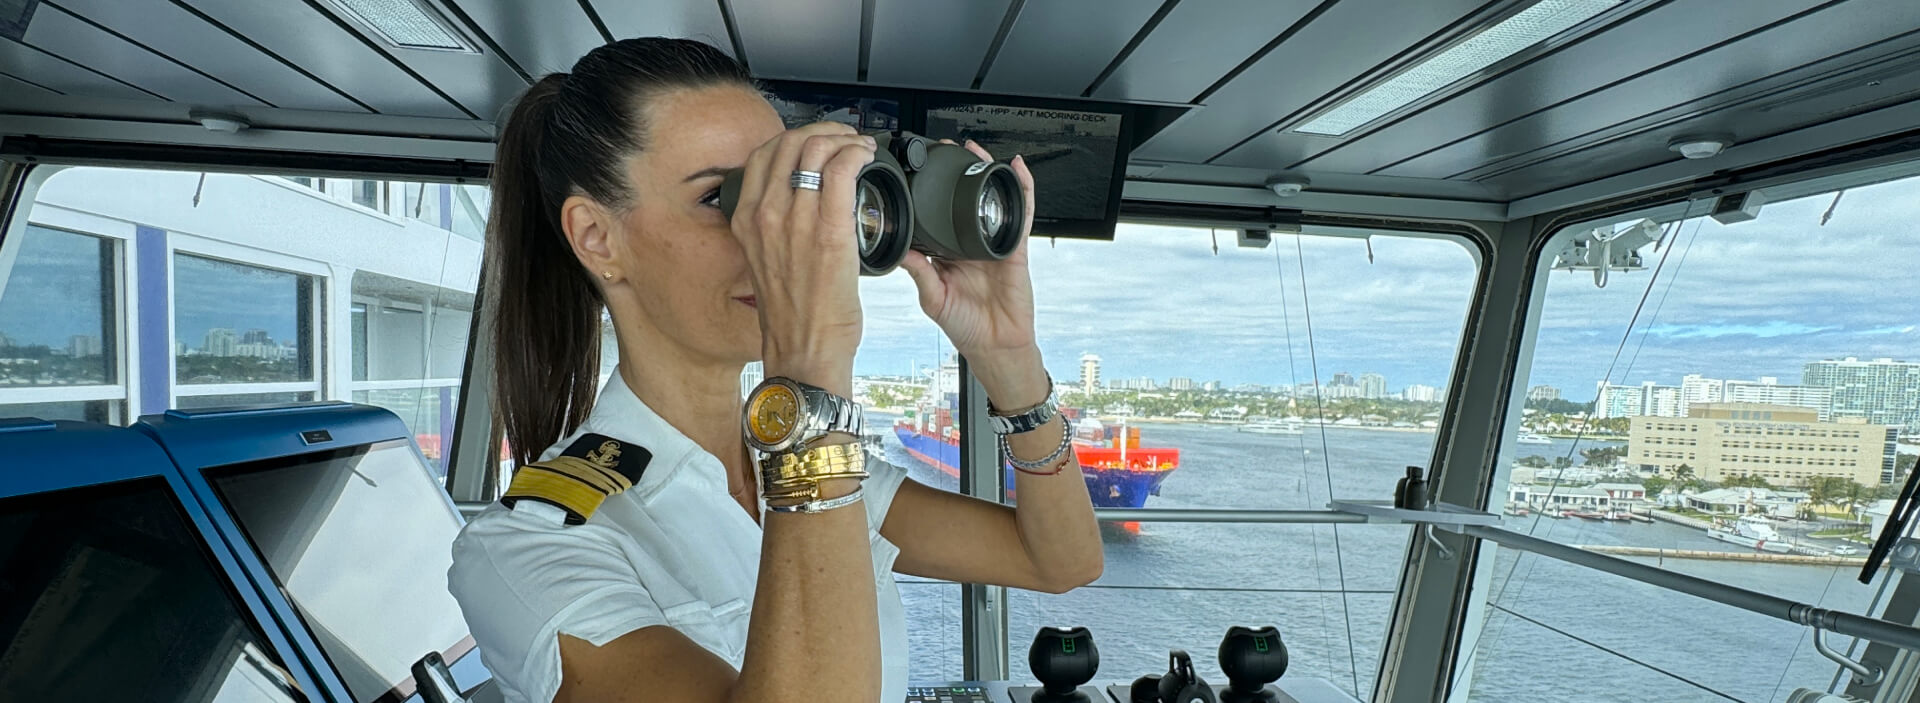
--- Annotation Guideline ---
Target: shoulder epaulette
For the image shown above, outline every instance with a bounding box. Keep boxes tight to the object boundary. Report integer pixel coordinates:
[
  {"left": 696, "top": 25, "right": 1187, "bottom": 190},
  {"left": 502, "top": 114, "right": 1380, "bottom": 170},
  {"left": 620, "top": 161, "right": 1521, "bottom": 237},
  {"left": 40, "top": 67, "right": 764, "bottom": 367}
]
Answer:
[{"left": 501, "top": 433, "right": 652, "bottom": 524}]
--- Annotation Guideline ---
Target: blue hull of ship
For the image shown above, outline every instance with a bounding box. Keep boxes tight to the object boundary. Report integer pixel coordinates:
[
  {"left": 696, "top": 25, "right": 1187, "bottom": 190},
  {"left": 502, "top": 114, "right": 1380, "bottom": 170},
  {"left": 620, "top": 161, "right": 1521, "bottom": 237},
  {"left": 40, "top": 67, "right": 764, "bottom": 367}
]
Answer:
[{"left": 893, "top": 427, "right": 1169, "bottom": 509}]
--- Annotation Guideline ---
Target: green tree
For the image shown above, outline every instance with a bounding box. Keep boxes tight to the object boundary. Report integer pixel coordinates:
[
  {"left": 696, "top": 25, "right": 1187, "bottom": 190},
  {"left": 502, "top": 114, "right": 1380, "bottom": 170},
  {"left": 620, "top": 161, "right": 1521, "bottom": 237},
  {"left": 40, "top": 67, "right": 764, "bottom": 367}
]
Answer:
[
  {"left": 1553, "top": 456, "right": 1573, "bottom": 470},
  {"left": 1642, "top": 475, "right": 1670, "bottom": 499},
  {"left": 1516, "top": 455, "right": 1549, "bottom": 468},
  {"left": 1672, "top": 464, "right": 1696, "bottom": 483},
  {"left": 1581, "top": 446, "right": 1624, "bottom": 466}
]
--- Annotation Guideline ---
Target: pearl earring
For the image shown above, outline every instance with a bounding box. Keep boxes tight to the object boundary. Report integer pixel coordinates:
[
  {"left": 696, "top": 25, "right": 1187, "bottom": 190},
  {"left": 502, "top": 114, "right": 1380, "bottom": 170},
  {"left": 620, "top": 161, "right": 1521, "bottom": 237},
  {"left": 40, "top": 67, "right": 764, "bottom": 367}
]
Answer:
[{"left": 602, "top": 271, "right": 613, "bottom": 280}]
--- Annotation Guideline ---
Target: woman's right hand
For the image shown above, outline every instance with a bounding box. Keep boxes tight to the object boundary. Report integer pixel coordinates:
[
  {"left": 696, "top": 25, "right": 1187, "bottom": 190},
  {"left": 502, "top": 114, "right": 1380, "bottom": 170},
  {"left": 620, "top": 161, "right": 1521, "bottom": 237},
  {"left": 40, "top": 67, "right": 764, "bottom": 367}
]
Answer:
[{"left": 728, "top": 121, "right": 876, "bottom": 393}]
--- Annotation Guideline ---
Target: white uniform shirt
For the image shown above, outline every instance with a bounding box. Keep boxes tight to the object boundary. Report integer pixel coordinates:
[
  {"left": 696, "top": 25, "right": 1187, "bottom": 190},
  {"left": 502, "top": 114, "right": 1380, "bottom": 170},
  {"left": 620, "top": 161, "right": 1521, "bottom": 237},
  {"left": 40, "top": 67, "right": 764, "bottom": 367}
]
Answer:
[{"left": 448, "top": 371, "right": 910, "bottom": 702}]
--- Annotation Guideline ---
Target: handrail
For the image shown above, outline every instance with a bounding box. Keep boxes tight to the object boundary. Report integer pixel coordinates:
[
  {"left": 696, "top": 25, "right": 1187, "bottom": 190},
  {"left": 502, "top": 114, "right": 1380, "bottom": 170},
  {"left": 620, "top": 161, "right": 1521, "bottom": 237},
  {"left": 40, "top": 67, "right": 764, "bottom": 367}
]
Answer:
[
  {"left": 1462, "top": 523, "right": 1920, "bottom": 658},
  {"left": 1093, "top": 508, "right": 1370, "bottom": 523}
]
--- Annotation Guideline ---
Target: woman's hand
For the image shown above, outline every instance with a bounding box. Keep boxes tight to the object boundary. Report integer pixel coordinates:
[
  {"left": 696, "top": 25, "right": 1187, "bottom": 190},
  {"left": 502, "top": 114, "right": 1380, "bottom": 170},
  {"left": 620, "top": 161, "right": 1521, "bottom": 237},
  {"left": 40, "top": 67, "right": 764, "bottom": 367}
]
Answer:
[
  {"left": 899, "top": 140, "right": 1049, "bottom": 408},
  {"left": 728, "top": 121, "right": 877, "bottom": 394}
]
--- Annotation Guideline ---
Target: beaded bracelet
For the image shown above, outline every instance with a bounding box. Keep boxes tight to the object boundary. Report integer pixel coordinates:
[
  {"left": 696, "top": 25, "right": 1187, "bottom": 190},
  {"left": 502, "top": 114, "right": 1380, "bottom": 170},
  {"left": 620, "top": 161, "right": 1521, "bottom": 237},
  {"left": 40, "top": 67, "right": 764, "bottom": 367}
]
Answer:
[
  {"left": 1002, "top": 420, "right": 1073, "bottom": 475},
  {"left": 766, "top": 486, "right": 865, "bottom": 514}
]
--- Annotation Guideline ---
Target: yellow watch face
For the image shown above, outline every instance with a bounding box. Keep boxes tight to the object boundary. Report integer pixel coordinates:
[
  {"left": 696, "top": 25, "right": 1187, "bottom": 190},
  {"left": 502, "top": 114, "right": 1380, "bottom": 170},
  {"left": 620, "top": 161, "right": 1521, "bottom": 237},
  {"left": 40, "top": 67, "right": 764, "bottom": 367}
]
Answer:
[{"left": 748, "top": 383, "right": 801, "bottom": 445}]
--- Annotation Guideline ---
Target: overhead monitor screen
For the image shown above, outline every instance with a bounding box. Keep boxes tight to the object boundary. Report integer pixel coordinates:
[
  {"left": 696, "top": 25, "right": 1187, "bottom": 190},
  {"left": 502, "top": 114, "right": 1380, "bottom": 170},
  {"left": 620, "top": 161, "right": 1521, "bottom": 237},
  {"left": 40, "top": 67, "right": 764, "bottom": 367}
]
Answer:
[
  {"left": 923, "top": 102, "right": 1125, "bottom": 237},
  {"left": 0, "top": 478, "right": 308, "bottom": 701},
  {"left": 767, "top": 88, "right": 903, "bottom": 131},
  {"left": 208, "top": 439, "right": 470, "bottom": 703}
]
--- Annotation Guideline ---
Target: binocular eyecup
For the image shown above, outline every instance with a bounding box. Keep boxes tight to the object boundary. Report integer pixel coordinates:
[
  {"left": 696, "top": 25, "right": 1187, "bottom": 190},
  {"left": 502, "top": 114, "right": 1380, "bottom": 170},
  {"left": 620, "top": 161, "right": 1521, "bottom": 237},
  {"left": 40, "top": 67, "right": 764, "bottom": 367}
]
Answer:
[{"left": 718, "top": 130, "right": 1026, "bottom": 276}]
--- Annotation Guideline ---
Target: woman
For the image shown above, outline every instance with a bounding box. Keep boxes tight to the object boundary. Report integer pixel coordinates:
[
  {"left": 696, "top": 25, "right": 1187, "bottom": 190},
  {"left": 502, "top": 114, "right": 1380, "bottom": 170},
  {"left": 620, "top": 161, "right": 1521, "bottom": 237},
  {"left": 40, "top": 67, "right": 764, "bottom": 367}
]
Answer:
[{"left": 448, "top": 37, "right": 1103, "bottom": 703}]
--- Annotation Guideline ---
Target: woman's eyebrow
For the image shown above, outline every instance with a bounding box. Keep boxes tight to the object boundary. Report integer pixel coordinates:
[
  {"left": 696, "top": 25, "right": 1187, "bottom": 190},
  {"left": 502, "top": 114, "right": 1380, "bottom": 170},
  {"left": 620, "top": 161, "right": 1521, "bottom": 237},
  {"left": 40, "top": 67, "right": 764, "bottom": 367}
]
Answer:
[{"left": 683, "top": 166, "right": 731, "bottom": 183}]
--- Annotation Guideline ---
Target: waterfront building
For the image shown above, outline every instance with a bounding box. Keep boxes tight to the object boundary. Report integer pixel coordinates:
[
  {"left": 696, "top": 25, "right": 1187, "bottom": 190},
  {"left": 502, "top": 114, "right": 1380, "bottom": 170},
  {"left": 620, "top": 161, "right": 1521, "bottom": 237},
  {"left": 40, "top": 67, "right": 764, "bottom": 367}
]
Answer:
[
  {"left": 1803, "top": 357, "right": 1920, "bottom": 432},
  {"left": 1629, "top": 403, "right": 1897, "bottom": 486},
  {"left": 1358, "top": 373, "right": 1386, "bottom": 400},
  {"left": 1596, "top": 380, "right": 1682, "bottom": 418},
  {"left": 1079, "top": 353, "right": 1101, "bottom": 396}
]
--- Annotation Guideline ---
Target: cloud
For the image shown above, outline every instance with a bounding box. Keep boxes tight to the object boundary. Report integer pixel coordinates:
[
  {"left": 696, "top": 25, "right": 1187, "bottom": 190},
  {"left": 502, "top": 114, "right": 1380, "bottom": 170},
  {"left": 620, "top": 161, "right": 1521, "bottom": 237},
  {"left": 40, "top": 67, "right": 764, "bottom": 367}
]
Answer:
[{"left": 858, "top": 174, "right": 1920, "bottom": 403}]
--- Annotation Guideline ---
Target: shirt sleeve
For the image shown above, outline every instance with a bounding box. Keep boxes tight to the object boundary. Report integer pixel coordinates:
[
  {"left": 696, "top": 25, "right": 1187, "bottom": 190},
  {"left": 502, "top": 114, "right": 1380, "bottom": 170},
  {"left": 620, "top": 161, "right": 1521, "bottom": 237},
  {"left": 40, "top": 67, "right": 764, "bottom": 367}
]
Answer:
[
  {"left": 863, "top": 456, "right": 912, "bottom": 531},
  {"left": 448, "top": 507, "right": 668, "bottom": 703}
]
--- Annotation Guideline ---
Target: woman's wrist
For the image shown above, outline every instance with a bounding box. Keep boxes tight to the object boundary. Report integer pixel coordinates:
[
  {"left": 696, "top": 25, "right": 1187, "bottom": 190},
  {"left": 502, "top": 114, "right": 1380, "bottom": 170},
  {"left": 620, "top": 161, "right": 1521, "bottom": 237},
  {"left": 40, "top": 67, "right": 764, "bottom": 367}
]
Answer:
[
  {"left": 762, "top": 358, "right": 854, "bottom": 399},
  {"left": 970, "top": 346, "right": 1049, "bottom": 411}
]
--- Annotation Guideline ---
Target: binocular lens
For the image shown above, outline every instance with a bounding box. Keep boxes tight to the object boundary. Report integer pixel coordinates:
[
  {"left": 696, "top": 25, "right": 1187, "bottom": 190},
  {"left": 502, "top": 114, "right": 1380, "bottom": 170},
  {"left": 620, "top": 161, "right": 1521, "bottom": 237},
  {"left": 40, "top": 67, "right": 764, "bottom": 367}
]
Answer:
[{"left": 716, "top": 130, "right": 1022, "bottom": 277}]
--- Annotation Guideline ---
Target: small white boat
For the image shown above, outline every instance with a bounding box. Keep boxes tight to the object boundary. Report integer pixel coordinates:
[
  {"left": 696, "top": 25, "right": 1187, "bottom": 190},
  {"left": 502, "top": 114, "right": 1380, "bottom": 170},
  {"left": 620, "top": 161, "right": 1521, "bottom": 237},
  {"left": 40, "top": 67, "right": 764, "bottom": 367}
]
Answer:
[
  {"left": 1707, "top": 516, "right": 1793, "bottom": 554},
  {"left": 1515, "top": 432, "right": 1554, "bottom": 445},
  {"left": 1239, "top": 419, "right": 1305, "bottom": 435}
]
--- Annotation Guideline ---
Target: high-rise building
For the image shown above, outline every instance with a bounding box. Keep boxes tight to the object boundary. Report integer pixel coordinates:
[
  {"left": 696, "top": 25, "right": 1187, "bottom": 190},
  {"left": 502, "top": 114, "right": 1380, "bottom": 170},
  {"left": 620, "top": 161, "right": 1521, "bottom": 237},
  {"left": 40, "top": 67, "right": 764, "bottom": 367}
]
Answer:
[
  {"left": 1168, "top": 377, "right": 1193, "bottom": 391},
  {"left": 1680, "top": 374, "right": 1723, "bottom": 416},
  {"left": 1331, "top": 372, "right": 1356, "bottom": 388},
  {"left": 67, "top": 334, "right": 102, "bottom": 358},
  {"left": 1202, "top": 380, "right": 1222, "bottom": 392},
  {"left": 1079, "top": 353, "right": 1101, "bottom": 396},
  {"left": 1358, "top": 373, "right": 1387, "bottom": 400},
  {"left": 203, "top": 328, "right": 238, "bottom": 357},
  {"left": 242, "top": 328, "right": 272, "bottom": 345},
  {"left": 1724, "top": 378, "right": 1831, "bottom": 420},
  {"left": 1526, "top": 385, "right": 1562, "bottom": 403},
  {"left": 1403, "top": 384, "right": 1440, "bottom": 403},
  {"left": 1803, "top": 357, "right": 1920, "bottom": 432},
  {"left": 1629, "top": 403, "right": 1896, "bottom": 485},
  {"left": 1595, "top": 381, "right": 1683, "bottom": 418}
]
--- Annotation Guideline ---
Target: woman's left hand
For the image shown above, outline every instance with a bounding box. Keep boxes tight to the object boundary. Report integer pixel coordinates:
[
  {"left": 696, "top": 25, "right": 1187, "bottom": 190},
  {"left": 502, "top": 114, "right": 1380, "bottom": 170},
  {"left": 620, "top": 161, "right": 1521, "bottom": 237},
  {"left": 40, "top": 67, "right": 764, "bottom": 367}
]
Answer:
[{"left": 899, "top": 140, "right": 1048, "bottom": 405}]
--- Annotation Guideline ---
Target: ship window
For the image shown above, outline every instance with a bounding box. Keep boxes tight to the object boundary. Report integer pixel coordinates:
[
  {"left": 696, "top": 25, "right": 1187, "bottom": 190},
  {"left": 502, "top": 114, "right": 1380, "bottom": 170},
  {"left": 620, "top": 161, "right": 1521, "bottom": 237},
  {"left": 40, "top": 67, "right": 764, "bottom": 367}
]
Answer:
[
  {"left": 0, "top": 225, "right": 123, "bottom": 422},
  {"left": 0, "top": 478, "right": 307, "bottom": 701},
  {"left": 1472, "top": 168, "right": 1920, "bottom": 699},
  {"left": 173, "top": 253, "right": 317, "bottom": 387},
  {"left": 348, "top": 268, "right": 475, "bottom": 478},
  {"left": 1003, "top": 224, "right": 1477, "bottom": 696}
]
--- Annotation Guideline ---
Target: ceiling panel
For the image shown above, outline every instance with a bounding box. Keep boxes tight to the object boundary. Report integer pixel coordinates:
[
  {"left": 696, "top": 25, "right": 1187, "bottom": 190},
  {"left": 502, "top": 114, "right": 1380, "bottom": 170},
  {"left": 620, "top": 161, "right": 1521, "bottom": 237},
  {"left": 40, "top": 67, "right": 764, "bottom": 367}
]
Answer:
[
  {"left": 1092, "top": 0, "right": 1318, "bottom": 104},
  {"left": 1483, "top": 40, "right": 1920, "bottom": 197},
  {"left": 1257, "top": 0, "right": 1823, "bottom": 175},
  {"left": 46, "top": 0, "right": 363, "bottom": 113},
  {"left": 982, "top": 0, "right": 1162, "bottom": 97},
  {"left": 1379, "top": 0, "right": 1920, "bottom": 181},
  {"left": 866, "top": 0, "right": 1010, "bottom": 90},
  {"left": 1131, "top": 0, "right": 1493, "bottom": 164},
  {"left": 0, "top": 38, "right": 155, "bottom": 100},
  {"left": 181, "top": 0, "right": 468, "bottom": 119},
  {"left": 730, "top": 0, "right": 860, "bottom": 81},
  {"left": 0, "top": 70, "right": 62, "bottom": 100},
  {"left": 446, "top": 0, "right": 601, "bottom": 75},
  {"left": 25, "top": 4, "right": 262, "bottom": 107},
  {"left": 585, "top": 0, "right": 732, "bottom": 54}
]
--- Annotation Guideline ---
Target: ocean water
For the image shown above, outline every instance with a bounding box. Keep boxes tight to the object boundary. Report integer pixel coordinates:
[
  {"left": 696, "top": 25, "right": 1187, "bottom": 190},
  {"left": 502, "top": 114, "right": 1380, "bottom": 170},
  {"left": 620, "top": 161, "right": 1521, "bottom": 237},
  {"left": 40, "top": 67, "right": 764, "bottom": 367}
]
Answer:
[{"left": 876, "top": 418, "right": 1891, "bottom": 702}]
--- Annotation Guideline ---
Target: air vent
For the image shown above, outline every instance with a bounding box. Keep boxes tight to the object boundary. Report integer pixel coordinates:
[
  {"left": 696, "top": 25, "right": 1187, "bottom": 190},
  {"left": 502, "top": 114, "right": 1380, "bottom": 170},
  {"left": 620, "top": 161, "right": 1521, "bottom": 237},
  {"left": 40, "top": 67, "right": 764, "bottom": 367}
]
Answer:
[
  {"left": 1295, "top": 0, "right": 1620, "bottom": 136},
  {"left": 322, "top": 0, "right": 476, "bottom": 53}
]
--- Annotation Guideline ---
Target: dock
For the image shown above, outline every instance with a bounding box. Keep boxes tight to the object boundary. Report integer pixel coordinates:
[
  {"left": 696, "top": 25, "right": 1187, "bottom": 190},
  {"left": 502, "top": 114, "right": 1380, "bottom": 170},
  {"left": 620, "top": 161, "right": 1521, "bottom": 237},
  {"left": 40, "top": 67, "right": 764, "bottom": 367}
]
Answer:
[{"left": 1575, "top": 545, "right": 1866, "bottom": 566}]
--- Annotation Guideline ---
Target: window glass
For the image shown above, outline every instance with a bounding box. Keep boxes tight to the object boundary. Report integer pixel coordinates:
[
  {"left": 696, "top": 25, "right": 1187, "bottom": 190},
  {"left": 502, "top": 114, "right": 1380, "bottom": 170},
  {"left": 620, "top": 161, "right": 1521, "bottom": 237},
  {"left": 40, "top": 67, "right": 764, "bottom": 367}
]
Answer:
[
  {"left": 1469, "top": 171, "right": 1920, "bottom": 700},
  {"left": 0, "top": 225, "right": 115, "bottom": 386},
  {"left": 351, "top": 180, "right": 382, "bottom": 211},
  {"left": 208, "top": 439, "right": 470, "bottom": 702},
  {"left": 1008, "top": 225, "right": 1474, "bottom": 697},
  {"left": 857, "top": 263, "right": 966, "bottom": 680},
  {"left": 0, "top": 478, "right": 307, "bottom": 701},
  {"left": 0, "top": 399, "right": 119, "bottom": 423},
  {"left": 174, "top": 254, "right": 313, "bottom": 384},
  {"left": 174, "top": 392, "right": 316, "bottom": 409},
  {"left": 858, "top": 223, "right": 1479, "bottom": 692}
]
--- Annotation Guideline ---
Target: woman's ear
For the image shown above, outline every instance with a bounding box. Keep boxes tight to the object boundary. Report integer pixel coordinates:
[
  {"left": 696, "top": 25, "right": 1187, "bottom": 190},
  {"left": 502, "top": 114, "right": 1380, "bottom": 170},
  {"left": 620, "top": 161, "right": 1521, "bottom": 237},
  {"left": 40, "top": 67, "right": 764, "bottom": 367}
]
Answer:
[{"left": 559, "top": 194, "right": 622, "bottom": 282}]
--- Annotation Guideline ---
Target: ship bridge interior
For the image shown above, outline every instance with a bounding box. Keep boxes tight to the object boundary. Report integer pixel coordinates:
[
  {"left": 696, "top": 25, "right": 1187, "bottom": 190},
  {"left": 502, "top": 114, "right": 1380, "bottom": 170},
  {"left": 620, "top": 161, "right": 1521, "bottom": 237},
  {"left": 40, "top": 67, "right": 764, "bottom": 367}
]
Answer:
[{"left": 3, "top": 1, "right": 1920, "bottom": 702}]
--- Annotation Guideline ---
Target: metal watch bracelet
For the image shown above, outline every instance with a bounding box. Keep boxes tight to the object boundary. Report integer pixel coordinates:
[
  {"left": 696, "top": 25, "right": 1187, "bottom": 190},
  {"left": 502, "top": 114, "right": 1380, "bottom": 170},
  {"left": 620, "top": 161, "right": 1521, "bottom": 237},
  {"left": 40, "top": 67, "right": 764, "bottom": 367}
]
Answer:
[{"left": 987, "top": 371, "right": 1057, "bottom": 436}]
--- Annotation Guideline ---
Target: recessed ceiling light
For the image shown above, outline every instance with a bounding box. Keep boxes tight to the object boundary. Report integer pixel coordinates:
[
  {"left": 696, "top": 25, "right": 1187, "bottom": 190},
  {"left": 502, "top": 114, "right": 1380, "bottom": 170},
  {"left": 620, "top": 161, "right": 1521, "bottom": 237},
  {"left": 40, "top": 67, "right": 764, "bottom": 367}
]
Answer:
[
  {"left": 1668, "top": 135, "right": 1732, "bottom": 160},
  {"left": 323, "top": 0, "right": 476, "bottom": 53},
  {"left": 1294, "top": 0, "right": 1621, "bottom": 136}
]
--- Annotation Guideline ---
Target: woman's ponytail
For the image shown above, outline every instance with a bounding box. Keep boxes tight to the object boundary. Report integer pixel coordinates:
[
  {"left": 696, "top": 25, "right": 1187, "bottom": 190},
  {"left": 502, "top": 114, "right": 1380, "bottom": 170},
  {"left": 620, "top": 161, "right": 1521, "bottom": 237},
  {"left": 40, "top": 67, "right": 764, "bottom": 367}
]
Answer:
[
  {"left": 484, "top": 39, "right": 751, "bottom": 466},
  {"left": 487, "top": 74, "right": 605, "bottom": 466}
]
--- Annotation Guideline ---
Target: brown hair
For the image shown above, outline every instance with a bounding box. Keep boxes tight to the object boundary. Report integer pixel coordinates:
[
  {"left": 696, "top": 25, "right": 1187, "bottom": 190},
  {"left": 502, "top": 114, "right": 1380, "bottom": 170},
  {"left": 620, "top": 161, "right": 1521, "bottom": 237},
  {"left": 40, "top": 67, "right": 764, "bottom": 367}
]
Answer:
[{"left": 486, "top": 38, "right": 753, "bottom": 465}]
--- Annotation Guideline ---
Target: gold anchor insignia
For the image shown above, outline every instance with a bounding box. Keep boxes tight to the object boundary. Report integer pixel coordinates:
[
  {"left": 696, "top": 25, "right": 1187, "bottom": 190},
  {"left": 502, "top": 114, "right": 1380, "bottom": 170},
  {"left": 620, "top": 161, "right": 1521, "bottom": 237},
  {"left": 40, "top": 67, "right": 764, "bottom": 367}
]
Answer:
[{"left": 585, "top": 440, "right": 622, "bottom": 469}]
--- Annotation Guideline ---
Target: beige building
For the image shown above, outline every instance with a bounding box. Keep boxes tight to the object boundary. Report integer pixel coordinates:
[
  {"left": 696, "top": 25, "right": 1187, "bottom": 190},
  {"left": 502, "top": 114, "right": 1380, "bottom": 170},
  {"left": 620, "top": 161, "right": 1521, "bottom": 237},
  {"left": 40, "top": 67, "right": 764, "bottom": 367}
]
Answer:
[{"left": 1629, "top": 403, "right": 1896, "bottom": 486}]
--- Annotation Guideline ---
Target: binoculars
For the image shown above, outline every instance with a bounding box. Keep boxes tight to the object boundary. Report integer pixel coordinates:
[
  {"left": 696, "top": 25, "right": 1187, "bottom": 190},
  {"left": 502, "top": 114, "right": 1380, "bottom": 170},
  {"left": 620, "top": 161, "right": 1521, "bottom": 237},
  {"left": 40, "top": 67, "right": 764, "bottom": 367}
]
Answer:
[{"left": 718, "top": 131, "right": 1026, "bottom": 275}]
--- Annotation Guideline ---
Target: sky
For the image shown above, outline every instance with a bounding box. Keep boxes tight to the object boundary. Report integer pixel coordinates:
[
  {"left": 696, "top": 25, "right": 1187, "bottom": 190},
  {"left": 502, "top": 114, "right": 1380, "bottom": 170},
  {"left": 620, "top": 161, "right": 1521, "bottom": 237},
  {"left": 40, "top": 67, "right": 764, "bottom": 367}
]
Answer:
[{"left": 854, "top": 174, "right": 1920, "bottom": 403}]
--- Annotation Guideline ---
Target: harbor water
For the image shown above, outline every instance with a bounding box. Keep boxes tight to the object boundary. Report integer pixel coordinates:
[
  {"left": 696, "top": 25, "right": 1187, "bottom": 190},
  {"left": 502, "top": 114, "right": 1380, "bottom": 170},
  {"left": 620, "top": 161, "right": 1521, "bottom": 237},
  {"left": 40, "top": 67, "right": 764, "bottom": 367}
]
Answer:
[{"left": 876, "top": 416, "right": 1889, "bottom": 702}]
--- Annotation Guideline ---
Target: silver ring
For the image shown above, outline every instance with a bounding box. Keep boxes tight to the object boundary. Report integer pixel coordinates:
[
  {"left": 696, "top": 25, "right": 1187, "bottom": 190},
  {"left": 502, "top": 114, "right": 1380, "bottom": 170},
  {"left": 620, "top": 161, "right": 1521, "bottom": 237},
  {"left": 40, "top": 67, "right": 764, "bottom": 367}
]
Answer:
[{"left": 790, "top": 170, "right": 824, "bottom": 191}]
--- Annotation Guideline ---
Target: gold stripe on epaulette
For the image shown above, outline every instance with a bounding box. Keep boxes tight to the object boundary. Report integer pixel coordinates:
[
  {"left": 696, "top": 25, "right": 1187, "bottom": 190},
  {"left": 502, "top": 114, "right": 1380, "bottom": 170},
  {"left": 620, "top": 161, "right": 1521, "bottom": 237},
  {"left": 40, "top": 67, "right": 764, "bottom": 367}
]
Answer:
[
  {"left": 538, "top": 456, "right": 632, "bottom": 495},
  {"left": 503, "top": 466, "right": 611, "bottom": 523}
]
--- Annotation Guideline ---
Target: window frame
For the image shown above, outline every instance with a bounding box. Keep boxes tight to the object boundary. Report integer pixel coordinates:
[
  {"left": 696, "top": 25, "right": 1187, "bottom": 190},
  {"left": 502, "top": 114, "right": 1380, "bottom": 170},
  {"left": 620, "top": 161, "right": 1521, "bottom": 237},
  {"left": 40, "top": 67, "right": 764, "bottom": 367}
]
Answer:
[
  {"left": 1445, "top": 152, "right": 1920, "bottom": 702},
  {"left": 1, "top": 207, "right": 134, "bottom": 422},
  {"left": 166, "top": 233, "right": 328, "bottom": 408}
]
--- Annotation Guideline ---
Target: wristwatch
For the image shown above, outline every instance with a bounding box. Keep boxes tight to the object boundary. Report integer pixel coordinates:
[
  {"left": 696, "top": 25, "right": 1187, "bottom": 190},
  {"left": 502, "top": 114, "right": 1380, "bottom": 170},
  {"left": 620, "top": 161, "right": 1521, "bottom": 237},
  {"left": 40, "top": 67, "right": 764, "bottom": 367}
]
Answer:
[
  {"left": 987, "top": 375, "right": 1058, "bottom": 435},
  {"left": 742, "top": 376, "right": 863, "bottom": 453}
]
